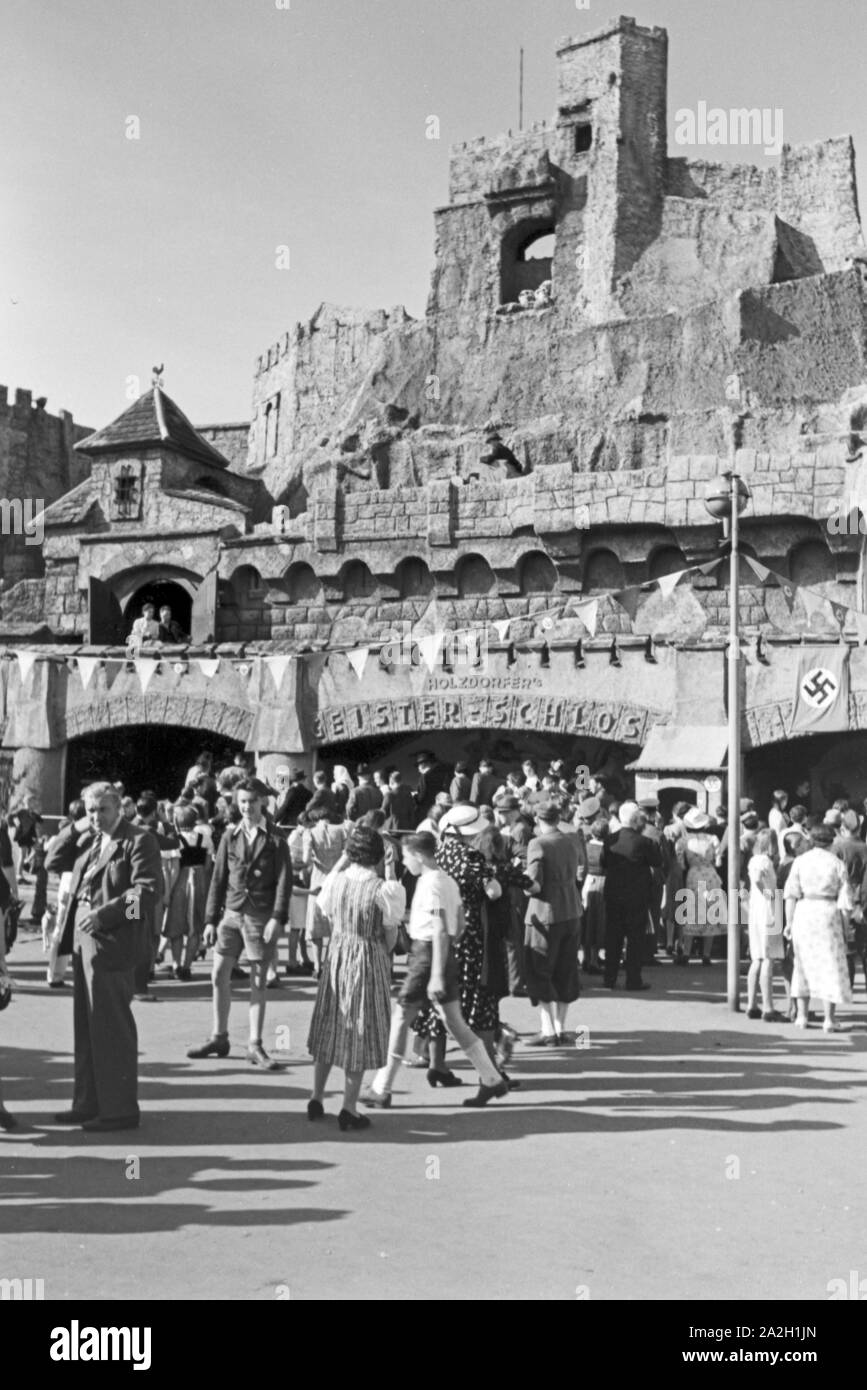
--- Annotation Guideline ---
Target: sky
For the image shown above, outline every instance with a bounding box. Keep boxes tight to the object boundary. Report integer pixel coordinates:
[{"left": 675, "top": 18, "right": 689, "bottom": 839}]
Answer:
[{"left": 1, "top": 0, "right": 865, "bottom": 432}]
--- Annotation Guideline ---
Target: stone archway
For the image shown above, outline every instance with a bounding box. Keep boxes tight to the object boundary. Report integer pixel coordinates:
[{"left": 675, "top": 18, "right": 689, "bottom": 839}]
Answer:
[{"left": 64, "top": 691, "right": 254, "bottom": 744}]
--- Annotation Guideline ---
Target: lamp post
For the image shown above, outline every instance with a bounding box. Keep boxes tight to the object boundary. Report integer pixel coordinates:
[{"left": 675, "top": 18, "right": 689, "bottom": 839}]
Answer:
[{"left": 706, "top": 466, "right": 750, "bottom": 1012}]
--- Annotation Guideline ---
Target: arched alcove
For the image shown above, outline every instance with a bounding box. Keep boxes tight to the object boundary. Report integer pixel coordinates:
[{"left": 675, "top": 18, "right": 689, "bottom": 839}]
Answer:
[
  {"left": 456, "top": 554, "right": 496, "bottom": 597},
  {"left": 396, "top": 557, "right": 434, "bottom": 599},
  {"left": 519, "top": 551, "right": 558, "bottom": 594},
  {"left": 583, "top": 548, "right": 625, "bottom": 594}
]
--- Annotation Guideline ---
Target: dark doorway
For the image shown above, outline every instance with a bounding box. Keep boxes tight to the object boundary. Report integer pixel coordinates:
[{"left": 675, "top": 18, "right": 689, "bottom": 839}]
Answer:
[
  {"left": 65, "top": 725, "right": 245, "bottom": 803},
  {"left": 124, "top": 581, "right": 193, "bottom": 640}
]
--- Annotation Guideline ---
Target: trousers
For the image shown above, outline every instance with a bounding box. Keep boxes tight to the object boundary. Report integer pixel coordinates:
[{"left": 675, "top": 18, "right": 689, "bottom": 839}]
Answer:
[{"left": 72, "top": 931, "right": 139, "bottom": 1120}]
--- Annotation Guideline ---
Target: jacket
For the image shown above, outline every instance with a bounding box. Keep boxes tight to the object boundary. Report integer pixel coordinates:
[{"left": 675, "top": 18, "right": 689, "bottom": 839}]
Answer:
[
  {"left": 46, "top": 819, "right": 162, "bottom": 967},
  {"left": 602, "top": 827, "right": 660, "bottom": 905},
  {"left": 525, "top": 829, "right": 584, "bottom": 923},
  {"left": 205, "top": 821, "right": 292, "bottom": 925},
  {"left": 346, "top": 782, "right": 382, "bottom": 821}
]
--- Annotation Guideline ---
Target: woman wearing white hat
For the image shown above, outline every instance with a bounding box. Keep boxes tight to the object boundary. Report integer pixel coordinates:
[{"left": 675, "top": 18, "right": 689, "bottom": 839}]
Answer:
[{"left": 677, "top": 806, "right": 724, "bottom": 966}]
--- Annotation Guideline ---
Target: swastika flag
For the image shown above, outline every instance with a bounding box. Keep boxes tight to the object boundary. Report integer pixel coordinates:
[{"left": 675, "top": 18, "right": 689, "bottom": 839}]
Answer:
[{"left": 790, "top": 647, "right": 850, "bottom": 734}]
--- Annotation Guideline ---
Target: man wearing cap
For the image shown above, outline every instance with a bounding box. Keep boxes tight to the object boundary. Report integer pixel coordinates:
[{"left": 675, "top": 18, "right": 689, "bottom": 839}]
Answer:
[
  {"left": 415, "top": 751, "right": 451, "bottom": 819},
  {"left": 346, "top": 764, "right": 382, "bottom": 821},
  {"left": 187, "top": 779, "right": 291, "bottom": 1069},
  {"left": 470, "top": 758, "right": 500, "bottom": 808},
  {"left": 639, "top": 797, "right": 665, "bottom": 963},
  {"left": 602, "top": 800, "right": 660, "bottom": 991},
  {"left": 274, "top": 768, "right": 312, "bottom": 827},
  {"left": 523, "top": 803, "right": 585, "bottom": 1044}
]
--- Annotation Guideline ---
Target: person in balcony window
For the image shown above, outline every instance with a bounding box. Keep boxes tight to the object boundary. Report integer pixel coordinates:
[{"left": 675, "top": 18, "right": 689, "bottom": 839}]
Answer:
[
  {"left": 158, "top": 604, "right": 189, "bottom": 644},
  {"left": 127, "top": 600, "right": 160, "bottom": 654}
]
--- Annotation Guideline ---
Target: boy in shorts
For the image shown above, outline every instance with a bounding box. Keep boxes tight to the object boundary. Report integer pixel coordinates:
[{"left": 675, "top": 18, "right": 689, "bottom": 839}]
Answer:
[
  {"left": 187, "top": 780, "right": 291, "bottom": 1069},
  {"left": 362, "top": 833, "right": 507, "bottom": 1108}
]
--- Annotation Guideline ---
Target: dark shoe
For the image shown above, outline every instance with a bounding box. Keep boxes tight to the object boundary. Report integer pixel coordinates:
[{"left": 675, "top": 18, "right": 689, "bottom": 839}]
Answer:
[
  {"left": 762, "top": 1010, "right": 786, "bottom": 1023},
  {"left": 338, "top": 1109, "right": 371, "bottom": 1132},
  {"left": 524, "top": 1033, "right": 556, "bottom": 1047},
  {"left": 82, "top": 1116, "right": 140, "bottom": 1133},
  {"left": 48, "top": 980, "right": 68, "bottom": 989},
  {"left": 746, "top": 1007, "right": 762, "bottom": 1019},
  {"left": 247, "top": 1042, "right": 282, "bottom": 1071},
  {"left": 361, "top": 1088, "right": 392, "bottom": 1108},
  {"left": 307, "top": 1099, "right": 324, "bottom": 1121},
  {"left": 173, "top": 967, "right": 192, "bottom": 982},
  {"left": 500, "top": 1071, "right": 521, "bottom": 1090},
  {"left": 462, "top": 1079, "right": 509, "bottom": 1108},
  {"left": 701, "top": 957, "right": 713, "bottom": 967},
  {"left": 625, "top": 982, "right": 651, "bottom": 991},
  {"left": 186, "top": 1035, "right": 230, "bottom": 1060},
  {"left": 231, "top": 966, "right": 248, "bottom": 981},
  {"left": 427, "top": 1068, "right": 463, "bottom": 1088},
  {"left": 0, "top": 1109, "right": 20, "bottom": 1132},
  {"left": 53, "top": 1109, "right": 98, "bottom": 1124},
  {"left": 284, "top": 965, "right": 307, "bottom": 976}
]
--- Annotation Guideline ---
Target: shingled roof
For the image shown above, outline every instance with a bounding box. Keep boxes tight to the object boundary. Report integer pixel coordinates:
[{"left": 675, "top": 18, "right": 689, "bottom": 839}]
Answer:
[{"left": 74, "top": 387, "right": 230, "bottom": 470}]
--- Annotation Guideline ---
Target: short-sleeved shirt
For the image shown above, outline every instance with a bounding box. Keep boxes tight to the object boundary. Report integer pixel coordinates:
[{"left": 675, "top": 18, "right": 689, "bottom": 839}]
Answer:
[{"left": 408, "top": 867, "right": 461, "bottom": 941}]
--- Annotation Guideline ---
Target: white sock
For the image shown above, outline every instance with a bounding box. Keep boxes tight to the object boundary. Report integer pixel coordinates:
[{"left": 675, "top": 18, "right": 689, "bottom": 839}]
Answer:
[
  {"left": 539, "top": 1003, "right": 556, "bottom": 1036},
  {"left": 465, "top": 1039, "right": 501, "bottom": 1088}
]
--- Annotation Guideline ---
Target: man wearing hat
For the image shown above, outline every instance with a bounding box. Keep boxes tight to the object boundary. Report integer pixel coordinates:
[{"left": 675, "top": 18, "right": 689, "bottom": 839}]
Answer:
[
  {"left": 346, "top": 764, "right": 382, "bottom": 821},
  {"left": 523, "top": 804, "right": 585, "bottom": 1044},
  {"left": 415, "top": 751, "right": 451, "bottom": 819},
  {"left": 602, "top": 801, "right": 661, "bottom": 990},
  {"left": 639, "top": 797, "right": 664, "bottom": 963},
  {"left": 274, "top": 768, "right": 312, "bottom": 827}
]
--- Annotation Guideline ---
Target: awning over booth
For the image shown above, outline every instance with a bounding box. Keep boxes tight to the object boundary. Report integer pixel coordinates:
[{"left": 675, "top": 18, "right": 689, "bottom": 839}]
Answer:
[{"left": 627, "top": 724, "right": 728, "bottom": 773}]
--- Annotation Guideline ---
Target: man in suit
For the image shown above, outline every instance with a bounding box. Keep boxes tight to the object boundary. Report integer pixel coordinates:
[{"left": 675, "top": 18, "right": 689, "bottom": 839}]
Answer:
[
  {"left": 273, "top": 768, "right": 312, "bottom": 826},
  {"left": 470, "top": 758, "right": 500, "bottom": 808},
  {"left": 187, "top": 779, "right": 291, "bottom": 1069},
  {"left": 414, "top": 751, "right": 451, "bottom": 819},
  {"left": 381, "top": 771, "right": 418, "bottom": 831},
  {"left": 602, "top": 800, "right": 661, "bottom": 991},
  {"left": 524, "top": 803, "right": 586, "bottom": 1046},
  {"left": 346, "top": 763, "right": 382, "bottom": 821},
  {"left": 449, "top": 761, "right": 472, "bottom": 804},
  {"left": 45, "top": 781, "right": 162, "bottom": 1131}
]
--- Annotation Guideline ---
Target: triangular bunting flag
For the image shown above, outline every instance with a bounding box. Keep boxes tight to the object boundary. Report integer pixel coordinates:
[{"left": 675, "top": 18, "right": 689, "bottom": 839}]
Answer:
[
  {"left": 15, "top": 651, "right": 37, "bottom": 684},
  {"left": 696, "top": 558, "right": 724, "bottom": 577},
  {"left": 197, "top": 659, "right": 220, "bottom": 679},
  {"left": 265, "top": 654, "right": 293, "bottom": 692},
  {"left": 743, "top": 556, "right": 771, "bottom": 584},
  {"left": 799, "top": 589, "right": 831, "bottom": 622},
  {"left": 656, "top": 571, "right": 683, "bottom": 600},
  {"left": 347, "top": 647, "right": 369, "bottom": 680},
  {"left": 77, "top": 656, "right": 100, "bottom": 690},
  {"left": 573, "top": 599, "right": 599, "bottom": 637},
  {"left": 305, "top": 652, "right": 329, "bottom": 684},
  {"left": 852, "top": 612, "right": 867, "bottom": 644},
  {"left": 614, "top": 587, "right": 642, "bottom": 622},
  {"left": 417, "top": 631, "right": 444, "bottom": 673},
  {"left": 830, "top": 601, "right": 850, "bottom": 632},
  {"left": 493, "top": 619, "right": 510, "bottom": 641},
  {"left": 135, "top": 658, "right": 159, "bottom": 695},
  {"left": 766, "top": 569, "right": 797, "bottom": 612}
]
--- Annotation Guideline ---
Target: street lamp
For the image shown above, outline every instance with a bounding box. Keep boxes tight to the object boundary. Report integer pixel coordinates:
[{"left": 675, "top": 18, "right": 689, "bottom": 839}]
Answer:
[{"left": 705, "top": 468, "right": 750, "bottom": 1012}]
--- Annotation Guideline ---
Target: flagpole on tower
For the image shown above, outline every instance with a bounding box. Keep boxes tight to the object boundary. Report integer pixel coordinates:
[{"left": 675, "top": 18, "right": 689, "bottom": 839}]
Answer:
[{"left": 519, "top": 48, "right": 524, "bottom": 131}]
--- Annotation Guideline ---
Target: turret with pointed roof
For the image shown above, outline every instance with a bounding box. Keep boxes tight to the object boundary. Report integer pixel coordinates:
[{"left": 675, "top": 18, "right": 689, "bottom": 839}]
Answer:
[{"left": 75, "top": 385, "right": 230, "bottom": 471}]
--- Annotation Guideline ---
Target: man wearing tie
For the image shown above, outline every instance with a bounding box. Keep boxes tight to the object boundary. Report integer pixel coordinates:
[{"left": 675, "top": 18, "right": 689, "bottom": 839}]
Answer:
[{"left": 45, "top": 782, "right": 162, "bottom": 1131}]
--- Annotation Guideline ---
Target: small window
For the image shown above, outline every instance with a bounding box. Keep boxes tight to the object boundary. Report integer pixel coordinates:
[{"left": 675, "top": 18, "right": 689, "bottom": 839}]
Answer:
[
  {"left": 264, "top": 394, "right": 280, "bottom": 458},
  {"left": 114, "top": 465, "right": 138, "bottom": 518},
  {"left": 574, "top": 123, "right": 593, "bottom": 154}
]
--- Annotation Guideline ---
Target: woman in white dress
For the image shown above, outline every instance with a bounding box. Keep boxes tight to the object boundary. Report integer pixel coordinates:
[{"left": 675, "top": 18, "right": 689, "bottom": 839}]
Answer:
[
  {"left": 677, "top": 807, "right": 724, "bottom": 966},
  {"left": 745, "top": 829, "right": 785, "bottom": 1021},
  {"left": 783, "top": 823, "right": 853, "bottom": 1032}
]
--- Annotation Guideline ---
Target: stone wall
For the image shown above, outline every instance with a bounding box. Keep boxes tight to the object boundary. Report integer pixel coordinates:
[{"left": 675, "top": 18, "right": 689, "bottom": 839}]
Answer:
[{"left": 0, "top": 387, "right": 92, "bottom": 583}]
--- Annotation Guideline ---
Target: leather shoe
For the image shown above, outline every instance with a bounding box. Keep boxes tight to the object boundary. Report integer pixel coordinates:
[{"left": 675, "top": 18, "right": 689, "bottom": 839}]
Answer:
[
  {"left": 524, "top": 1033, "right": 556, "bottom": 1047},
  {"left": 81, "top": 1116, "right": 140, "bottom": 1133},
  {"left": 462, "top": 1079, "right": 509, "bottom": 1107},
  {"left": 53, "top": 1109, "right": 98, "bottom": 1125},
  {"left": 187, "top": 1035, "right": 230, "bottom": 1059},
  {"left": 247, "top": 1042, "right": 282, "bottom": 1071}
]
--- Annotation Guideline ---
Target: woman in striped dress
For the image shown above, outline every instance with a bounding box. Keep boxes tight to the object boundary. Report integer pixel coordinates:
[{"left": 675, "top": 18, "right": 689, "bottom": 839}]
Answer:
[{"left": 307, "top": 826, "right": 406, "bottom": 1130}]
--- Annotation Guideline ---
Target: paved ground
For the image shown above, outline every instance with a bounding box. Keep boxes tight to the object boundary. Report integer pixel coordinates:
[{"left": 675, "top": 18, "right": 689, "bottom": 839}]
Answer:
[{"left": 2, "top": 917, "right": 866, "bottom": 1302}]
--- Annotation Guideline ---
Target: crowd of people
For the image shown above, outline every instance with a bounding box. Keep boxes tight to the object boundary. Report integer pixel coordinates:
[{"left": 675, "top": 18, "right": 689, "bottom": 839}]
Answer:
[{"left": 0, "top": 751, "right": 863, "bottom": 1135}]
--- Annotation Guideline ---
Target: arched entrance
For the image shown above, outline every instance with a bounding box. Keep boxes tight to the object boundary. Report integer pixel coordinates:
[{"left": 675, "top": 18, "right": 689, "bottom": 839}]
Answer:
[
  {"left": 746, "top": 730, "right": 867, "bottom": 813},
  {"left": 124, "top": 580, "right": 193, "bottom": 638},
  {"left": 65, "top": 725, "right": 245, "bottom": 803}
]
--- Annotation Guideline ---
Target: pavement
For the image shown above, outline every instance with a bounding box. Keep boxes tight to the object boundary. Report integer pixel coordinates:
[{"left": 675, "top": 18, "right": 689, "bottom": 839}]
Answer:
[{"left": 2, "top": 913, "right": 867, "bottom": 1302}]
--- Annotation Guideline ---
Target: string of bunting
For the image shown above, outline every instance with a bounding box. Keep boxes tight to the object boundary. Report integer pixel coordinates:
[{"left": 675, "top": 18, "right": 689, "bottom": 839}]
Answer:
[{"left": 6, "top": 552, "right": 859, "bottom": 689}]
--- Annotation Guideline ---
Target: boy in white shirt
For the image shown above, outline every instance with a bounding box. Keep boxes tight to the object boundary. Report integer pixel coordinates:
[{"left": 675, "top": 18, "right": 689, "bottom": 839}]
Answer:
[{"left": 363, "top": 833, "right": 508, "bottom": 1109}]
